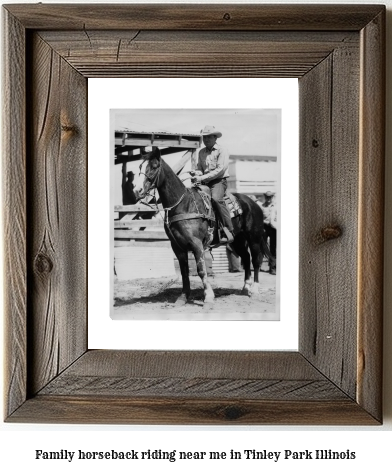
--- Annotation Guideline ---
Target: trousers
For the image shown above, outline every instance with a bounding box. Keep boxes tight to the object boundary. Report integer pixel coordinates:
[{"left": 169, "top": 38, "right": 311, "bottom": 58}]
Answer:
[
  {"left": 208, "top": 178, "right": 233, "bottom": 231},
  {"left": 264, "top": 223, "right": 277, "bottom": 269}
]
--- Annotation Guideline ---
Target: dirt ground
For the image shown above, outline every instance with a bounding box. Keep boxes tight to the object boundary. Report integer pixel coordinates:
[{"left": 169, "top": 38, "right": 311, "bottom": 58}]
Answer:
[{"left": 112, "top": 265, "right": 277, "bottom": 320}]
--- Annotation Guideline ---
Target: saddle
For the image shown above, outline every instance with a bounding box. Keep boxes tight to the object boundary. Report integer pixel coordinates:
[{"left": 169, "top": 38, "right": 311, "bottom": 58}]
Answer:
[
  {"left": 197, "top": 185, "right": 243, "bottom": 220},
  {"left": 165, "top": 185, "right": 242, "bottom": 248},
  {"left": 197, "top": 185, "right": 243, "bottom": 247}
]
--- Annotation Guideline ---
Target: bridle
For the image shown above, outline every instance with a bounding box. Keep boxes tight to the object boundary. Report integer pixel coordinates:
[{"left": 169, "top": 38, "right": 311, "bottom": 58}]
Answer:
[
  {"left": 138, "top": 156, "right": 186, "bottom": 212},
  {"left": 139, "top": 158, "right": 162, "bottom": 190},
  {"left": 138, "top": 157, "right": 163, "bottom": 205}
]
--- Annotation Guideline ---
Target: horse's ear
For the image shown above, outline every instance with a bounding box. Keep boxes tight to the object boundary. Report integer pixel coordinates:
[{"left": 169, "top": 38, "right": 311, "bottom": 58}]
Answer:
[
  {"left": 140, "top": 146, "right": 160, "bottom": 161},
  {"left": 152, "top": 146, "right": 161, "bottom": 158}
]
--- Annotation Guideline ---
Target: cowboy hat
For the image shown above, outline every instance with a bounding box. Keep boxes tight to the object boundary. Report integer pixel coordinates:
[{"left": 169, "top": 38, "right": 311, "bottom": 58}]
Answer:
[{"left": 200, "top": 125, "right": 222, "bottom": 138}]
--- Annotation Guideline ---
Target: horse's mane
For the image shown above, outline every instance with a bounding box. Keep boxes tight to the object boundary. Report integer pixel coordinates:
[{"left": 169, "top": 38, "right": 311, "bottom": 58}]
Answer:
[{"left": 160, "top": 155, "right": 186, "bottom": 189}]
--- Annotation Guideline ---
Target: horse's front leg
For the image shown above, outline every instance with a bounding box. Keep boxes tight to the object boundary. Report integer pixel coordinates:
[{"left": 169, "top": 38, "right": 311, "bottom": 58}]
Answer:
[
  {"left": 192, "top": 246, "right": 215, "bottom": 309},
  {"left": 172, "top": 246, "right": 191, "bottom": 306},
  {"left": 232, "top": 235, "right": 253, "bottom": 296},
  {"left": 241, "top": 249, "right": 253, "bottom": 296}
]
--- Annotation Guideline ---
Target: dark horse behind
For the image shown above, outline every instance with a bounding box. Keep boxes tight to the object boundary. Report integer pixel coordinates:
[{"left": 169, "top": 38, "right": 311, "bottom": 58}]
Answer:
[{"left": 134, "top": 147, "right": 265, "bottom": 309}]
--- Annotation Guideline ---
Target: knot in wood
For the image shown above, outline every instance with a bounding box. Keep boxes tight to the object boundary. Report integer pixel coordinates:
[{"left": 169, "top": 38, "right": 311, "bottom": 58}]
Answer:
[
  {"left": 315, "top": 225, "right": 342, "bottom": 244},
  {"left": 223, "top": 405, "right": 243, "bottom": 420},
  {"left": 34, "top": 253, "right": 53, "bottom": 274},
  {"left": 223, "top": 13, "right": 231, "bottom": 21},
  {"left": 61, "top": 124, "right": 77, "bottom": 134}
]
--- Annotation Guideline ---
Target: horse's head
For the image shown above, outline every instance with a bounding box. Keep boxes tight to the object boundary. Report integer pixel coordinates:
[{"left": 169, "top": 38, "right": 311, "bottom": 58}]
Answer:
[{"left": 134, "top": 146, "right": 162, "bottom": 200}]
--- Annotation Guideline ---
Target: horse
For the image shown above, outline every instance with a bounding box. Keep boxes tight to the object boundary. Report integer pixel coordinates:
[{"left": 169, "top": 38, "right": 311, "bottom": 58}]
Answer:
[{"left": 134, "top": 147, "right": 265, "bottom": 309}]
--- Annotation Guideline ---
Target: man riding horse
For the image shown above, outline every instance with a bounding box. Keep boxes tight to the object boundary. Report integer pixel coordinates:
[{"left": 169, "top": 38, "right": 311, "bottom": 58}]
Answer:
[
  {"left": 191, "top": 125, "right": 235, "bottom": 244},
  {"left": 135, "top": 139, "right": 265, "bottom": 307}
]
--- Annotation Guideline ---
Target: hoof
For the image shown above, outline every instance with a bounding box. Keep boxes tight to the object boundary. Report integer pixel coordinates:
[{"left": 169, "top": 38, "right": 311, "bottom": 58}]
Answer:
[
  {"left": 174, "top": 294, "right": 188, "bottom": 306},
  {"left": 242, "top": 285, "right": 252, "bottom": 297},
  {"left": 250, "top": 283, "right": 261, "bottom": 298}
]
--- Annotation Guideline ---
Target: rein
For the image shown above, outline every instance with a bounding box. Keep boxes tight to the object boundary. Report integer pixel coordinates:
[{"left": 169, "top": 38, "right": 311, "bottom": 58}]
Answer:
[
  {"left": 164, "top": 191, "right": 186, "bottom": 212},
  {"left": 165, "top": 188, "right": 215, "bottom": 227},
  {"left": 139, "top": 156, "right": 214, "bottom": 227}
]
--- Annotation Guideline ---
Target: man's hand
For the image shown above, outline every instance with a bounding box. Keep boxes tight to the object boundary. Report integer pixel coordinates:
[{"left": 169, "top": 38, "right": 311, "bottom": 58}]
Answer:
[{"left": 191, "top": 175, "right": 203, "bottom": 185}]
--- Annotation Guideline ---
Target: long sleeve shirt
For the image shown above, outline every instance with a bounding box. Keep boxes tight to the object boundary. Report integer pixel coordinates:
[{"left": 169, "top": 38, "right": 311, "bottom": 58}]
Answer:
[
  {"left": 259, "top": 201, "right": 277, "bottom": 229},
  {"left": 194, "top": 143, "right": 230, "bottom": 183}
]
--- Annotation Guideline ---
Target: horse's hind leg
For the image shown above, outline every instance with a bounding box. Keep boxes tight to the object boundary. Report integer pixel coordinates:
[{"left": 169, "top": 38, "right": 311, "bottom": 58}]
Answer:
[{"left": 191, "top": 245, "right": 215, "bottom": 308}]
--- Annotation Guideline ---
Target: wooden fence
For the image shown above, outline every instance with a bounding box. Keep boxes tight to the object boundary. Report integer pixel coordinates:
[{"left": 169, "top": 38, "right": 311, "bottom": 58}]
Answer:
[{"left": 114, "top": 204, "right": 228, "bottom": 276}]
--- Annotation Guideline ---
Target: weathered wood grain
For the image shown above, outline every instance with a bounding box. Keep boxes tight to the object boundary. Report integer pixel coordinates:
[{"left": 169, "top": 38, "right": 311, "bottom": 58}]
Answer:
[
  {"left": 39, "top": 30, "right": 359, "bottom": 53},
  {"left": 56, "top": 350, "right": 324, "bottom": 379},
  {"left": 38, "top": 351, "right": 346, "bottom": 400},
  {"left": 357, "top": 10, "right": 385, "bottom": 422},
  {"left": 4, "top": 4, "right": 384, "bottom": 31},
  {"left": 2, "top": 9, "right": 27, "bottom": 419},
  {"left": 38, "top": 30, "right": 359, "bottom": 78},
  {"left": 55, "top": 67, "right": 305, "bottom": 79},
  {"left": 299, "top": 42, "right": 360, "bottom": 399},
  {"left": 40, "top": 377, "right": 348, "bottom": 401},
  {"left": 9, "top": 396, "right": 378, "bottom": 425},
  {"left": 27, "top": 33, "right": 87, "bottom": 395}
]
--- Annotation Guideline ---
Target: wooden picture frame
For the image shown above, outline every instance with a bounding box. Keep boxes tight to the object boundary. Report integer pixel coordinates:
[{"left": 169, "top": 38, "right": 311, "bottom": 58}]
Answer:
[{"left": 3, "top": 4, "right": 385, "bottom": 424}]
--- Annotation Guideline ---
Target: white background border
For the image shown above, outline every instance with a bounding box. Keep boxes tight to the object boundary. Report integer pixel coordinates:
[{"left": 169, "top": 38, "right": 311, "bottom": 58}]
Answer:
[{"left": 88, "top": 78, "right": 299, "bottom": 350}]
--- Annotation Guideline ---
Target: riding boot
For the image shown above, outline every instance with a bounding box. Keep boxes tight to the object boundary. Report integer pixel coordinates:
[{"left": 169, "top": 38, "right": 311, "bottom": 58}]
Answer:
[{"left": 217, "top": 200, "right": 235, "bottom": 243}]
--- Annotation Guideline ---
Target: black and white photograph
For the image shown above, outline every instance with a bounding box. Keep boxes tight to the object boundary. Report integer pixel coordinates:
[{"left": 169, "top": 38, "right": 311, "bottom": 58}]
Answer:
[{"left": 111, "top": 109, "right": 280, "bottom": 320}]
